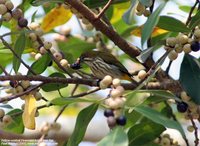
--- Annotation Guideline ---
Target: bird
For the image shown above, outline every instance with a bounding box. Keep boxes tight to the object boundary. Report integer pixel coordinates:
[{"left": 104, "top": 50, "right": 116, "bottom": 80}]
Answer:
[{"left": 71, "top": 50, "right": 137, "bottom": 83}]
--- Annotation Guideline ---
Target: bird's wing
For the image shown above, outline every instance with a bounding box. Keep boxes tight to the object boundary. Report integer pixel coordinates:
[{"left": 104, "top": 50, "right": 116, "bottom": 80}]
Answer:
[{"left": 99, "top": 52, "right": 132, "bottom": 76}]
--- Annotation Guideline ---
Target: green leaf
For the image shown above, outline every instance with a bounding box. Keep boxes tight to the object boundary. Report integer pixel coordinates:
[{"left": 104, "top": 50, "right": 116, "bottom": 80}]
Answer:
[
  {"left": 179, "top": 5, "right": 197, "bottom": 13},
  {"left": 138, "top": 0, "right": 153, "bottom": 7},
  {"left": 41, "top": 72, "right": 68, "bottom": 92},
  {"left": 157, "top": 16, "right": 190, "bottom": 32},
  {"left": 0, "top": 104, "right": 13, "bottom": 109},
  {"left": 51, "top": 97, "right": 98, "bottom": 105},
  {"left": 97, "top": 127, "right": 128, "bottom": 146},
  {"left": 128, "top": 120, "right": 166, "bottom": 146},
  {"left": 189, "top": 10, "right": 200, "bottom": 29},
  {"left": 84, "top": 0, "right": 129, "bottom": 8},
  {"left": 125, "top": 90, "right": 181, "bottom": 107},
  {"left": 180, "top": 54, "right": 200, "bottom": 104},
  {"left": 141, "top": 3, "right": 165, "bottom": 47},
  {"left": 13, "top": 32, "right": 26, "bottom": 73},
  {"left": 67, "top": 104, "right": 98, "bottom": 146},
  {"left": 30, "top": 0, "right": 64, "bottom": 6},
  {"left": 122, "top": 0, "right": 137, "bottom": 25},
  {"left": 3, "top": 109, "right": 24, "bottom": 134},
  {"left": 57, "top": 37, "right": 95, "bottom": 62},
  {"left": 28, "top": 53, "right": 52, "bottom": 75},
  {"left": 134, "top": 105, "right": 186, "bottom": 139},
  {"left": 31, "top": 10, "right": 37, "bottom": 22}
]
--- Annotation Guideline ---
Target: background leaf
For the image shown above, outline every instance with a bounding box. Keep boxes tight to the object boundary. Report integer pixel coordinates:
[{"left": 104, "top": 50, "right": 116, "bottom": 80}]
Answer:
[
  {"left": 122, "top": 0, "right": 137, "bottom": 25},
  {"left": 3, "top": 109, "right": 24, "bottom": 134},
  {"left": 97, "top": 127, "right": 128, "bottom": 146},
  {"left": 125, "top": 90, "right": 181, "bottom": 107},
  {"left": 180, "top": 54, "right": 200, "bottom": 104},
  {"left": 27, "top": 53, "right": 52, "bottom": 75},
  {"left": 30, "top": 0, "right": 64, "bottom": 6},
  {"left": 67, "top": 104, "right": 98, "bottom": 146},
  {"left": 84, "top": 0, "right": 129, "bottom": 8},
  {"left": 13, "top": 32, "right": 26, "bottom": 73},
  {"left": 134, "top": 105, "right": 186, "bottom": 139},
  {"left": 141, "top": 3, "right": 165, "bottom": 47},
  {"left": 41, "top": 72, "right": 68, "bottom": 92},
  {"left": 41, "top": 5, "right": 72, "bottom": 32},
  {"left": 188, "top": 10, "right": 200, "bottom": 29},
  {"left": 57, "top": 37, "right": 95, "bottom": 63},
  {"left": 128, "top": 120, "right": 166, "bottom": 146},
  {"left": 157, "top": 16, "right": 190, "bottom": 32}
]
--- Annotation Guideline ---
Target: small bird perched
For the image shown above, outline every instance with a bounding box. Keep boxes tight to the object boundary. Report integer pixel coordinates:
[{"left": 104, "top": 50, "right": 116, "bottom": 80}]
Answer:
[{"left": 71, "top": 51, "right": 137, "bottom": 83}]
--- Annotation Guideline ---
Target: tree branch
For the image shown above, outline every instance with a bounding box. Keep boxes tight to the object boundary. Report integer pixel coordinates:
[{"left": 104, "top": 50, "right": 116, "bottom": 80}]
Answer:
[
  {"left": 65, "top": 0, "right": 141, "bottom": 58},
  {"left": 0, "top": 75, "right": 182, "bottom": 93}
]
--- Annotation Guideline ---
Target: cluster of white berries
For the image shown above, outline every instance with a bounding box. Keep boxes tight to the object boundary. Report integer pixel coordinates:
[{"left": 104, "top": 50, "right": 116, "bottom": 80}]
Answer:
[
  {"left": 0, "top": 109, "right": 12, "bottom": 128},
  {"left": 5, "top": 76, "right": 43, "bottom": 105},
  {"left": 99, "top": 76, "right": 127, "bottom": 127},
  {"left": 165, "top": 29, "right": 200, "bottom": 61},
  {"left": 37, "top": 121, "right": 61, "bottom": 146},
  {"left": 135, "top": 2, "right": 151, "bottom": 17},
  {"left": 28, "top": 22, "right": 70, "bottom": 68},
  {"left": 154, "top": 134, "right": 180, "bottom": 146},
  {"left": 0, "top": 0, "right": 28, "bottom": 27}
]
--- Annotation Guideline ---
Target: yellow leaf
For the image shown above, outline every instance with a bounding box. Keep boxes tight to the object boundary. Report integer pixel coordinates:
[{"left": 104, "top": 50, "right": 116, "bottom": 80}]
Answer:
[
  {"left": 111, "top": 2, "right": 130, "bottom": 24},
  {"left": 22, "top": 94, "right": 36, "bottom": 130},
  {"left": 131, "top": 26, "right": 168, "bottom": 37},
  {"left": 41, "top": 5, "right": 72, "bottom": 32}
]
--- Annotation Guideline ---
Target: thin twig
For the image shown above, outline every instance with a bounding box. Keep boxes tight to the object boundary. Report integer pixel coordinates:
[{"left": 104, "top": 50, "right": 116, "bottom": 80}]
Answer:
[
  {"left": 26, "top": 27, "right": 73, "bottom": 78},
  {"left": 186, "top": 0, "right": 199, "bottom": 26},
  {"left": 69, "top": 87, "right": 100, "bottom": 98},
  {"left": 0, "top": 84, "right": 42, "bottom": 103},
  {"left": 71, "top": 84, "right": 79, "bottom": 96},
  {"left": 95, "top": 0, "right": 113, "bottom": 19},
  {"left": 166, "top": 60, "right": 172, "bottom": 75},
  {"left": 147, "top": 0, "right": 155, "bottom": 48},
  {"left": 54, "top": 105, "right": 68, "bottom": 122},
  {"left": 0, "top": 64, "right": 8, "bottom": 75},
  {"left": 188, "top": 110, "right": 199, "bottom": 146}
]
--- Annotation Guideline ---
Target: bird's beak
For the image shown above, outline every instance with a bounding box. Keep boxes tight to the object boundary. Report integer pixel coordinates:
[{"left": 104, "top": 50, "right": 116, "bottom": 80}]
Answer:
[{"left": 70, "top": 58, "right": 82, "bottom": 69}]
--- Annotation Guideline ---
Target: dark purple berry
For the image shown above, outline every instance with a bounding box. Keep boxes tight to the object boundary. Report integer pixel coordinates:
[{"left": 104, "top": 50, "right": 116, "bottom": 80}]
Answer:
[
  {"left": 107, "top": 116, "right": 116, "bottom": 128},
  {"left": 116, "top": 115, "right": 127, "bottom": 126},
  {"left": 177, "top": 102, "right": 188, "bottom": 113},
  {"left": 191, "top": 41, "right": 200, "bottom": 52},
  {"left": 18, "top": 17, "right": 28, "bottom": 27},
  {"left": 104, "top": 109, "right": 114, "bottom": 117},
  {"left": 9, "top": 80, "right": 18, "bottom": 88},
  {"left": 70, "top": 63, "right": 81, "bottom": 69}
]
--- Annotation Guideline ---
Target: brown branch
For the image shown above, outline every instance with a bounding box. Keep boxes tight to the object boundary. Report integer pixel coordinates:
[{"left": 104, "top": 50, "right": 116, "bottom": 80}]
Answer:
[
  {"left": 54, "top": 105, "right": 68, "bottom": 122},
  {"left": 186, "top": 0, "right": 199, "bottom": 26},
  {"left": 0, "top": 64, "right": 8, "bottom": 75},
  {"left": 95, "top": 0, "right": 113, "bottom": 19},
  {"left": 188, "top": 110, "right": 199, "bottom": 146},
  {"left": 0, "top": 75, "right": 182, "bottom": 93},
  {"left": 65, "top": 0, "right": 140, "bottom": 58}
]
